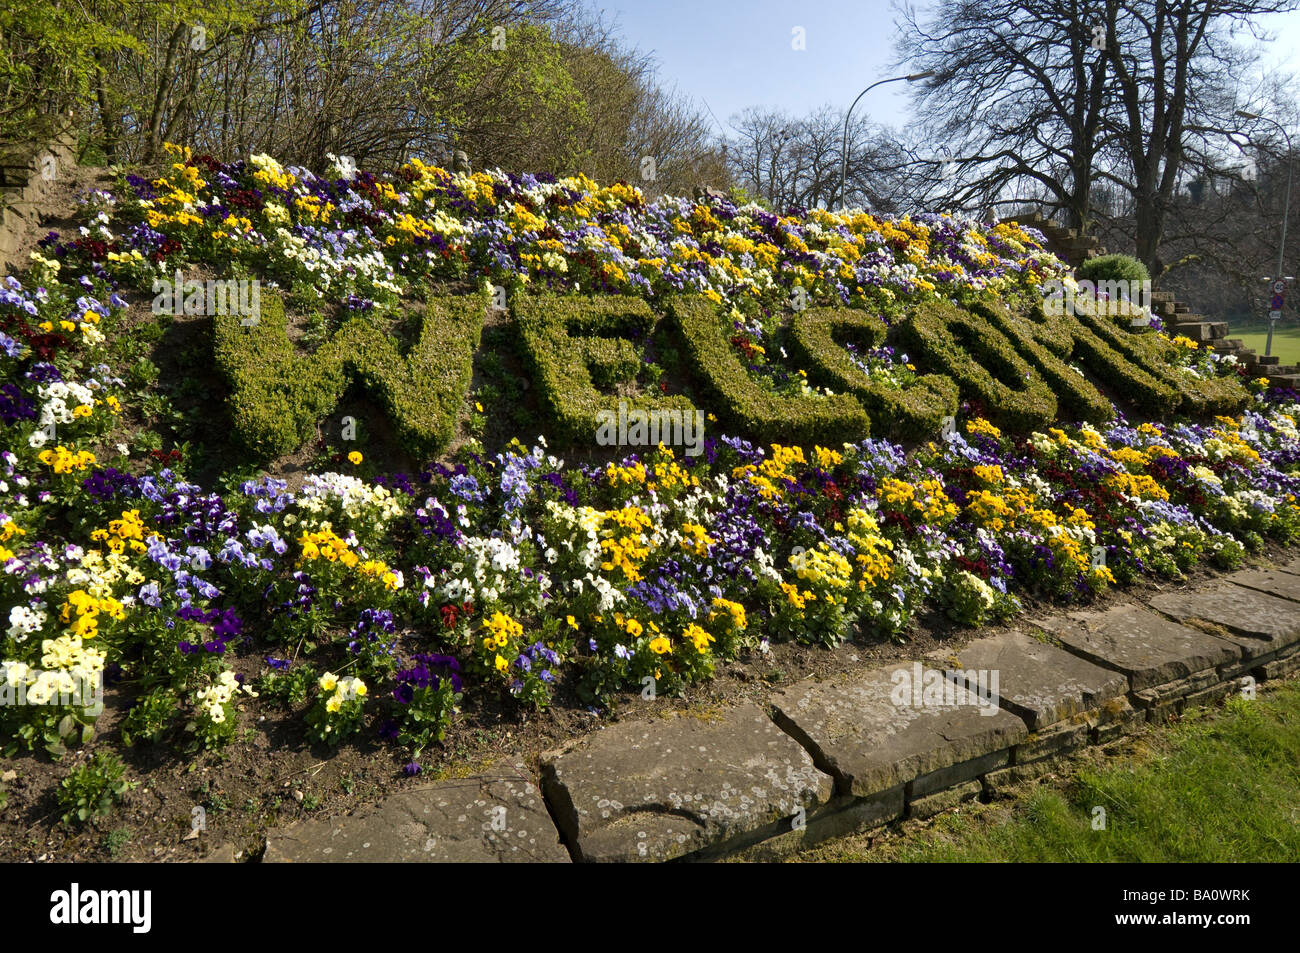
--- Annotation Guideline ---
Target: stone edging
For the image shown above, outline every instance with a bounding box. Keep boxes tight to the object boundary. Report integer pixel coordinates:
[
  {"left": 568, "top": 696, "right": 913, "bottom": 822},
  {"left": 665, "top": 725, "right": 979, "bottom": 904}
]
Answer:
[{"left": 232, "top": 561, "right": 1300, "bottom": 863}]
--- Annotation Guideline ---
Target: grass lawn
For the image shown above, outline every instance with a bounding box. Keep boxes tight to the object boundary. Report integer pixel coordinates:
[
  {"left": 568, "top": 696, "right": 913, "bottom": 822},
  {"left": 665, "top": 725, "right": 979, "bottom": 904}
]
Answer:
[
  {"left": 1230, "top": 325, "right": 1300, "bottom": 366},
  {"left": 797, "top": 678, "right": 1300, "bottom": 862}
]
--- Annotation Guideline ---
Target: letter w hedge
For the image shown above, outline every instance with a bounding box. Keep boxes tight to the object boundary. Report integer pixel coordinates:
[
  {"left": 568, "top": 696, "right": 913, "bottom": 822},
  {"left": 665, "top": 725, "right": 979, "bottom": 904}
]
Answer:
[{"left": 214, "top": 291, "right": 484, "bottom": 458}]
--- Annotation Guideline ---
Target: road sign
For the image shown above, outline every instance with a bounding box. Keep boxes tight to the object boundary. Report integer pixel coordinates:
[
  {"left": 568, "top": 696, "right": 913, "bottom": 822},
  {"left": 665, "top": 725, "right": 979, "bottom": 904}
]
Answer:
[
  {"left": 1270, "top": 309, "right": 1283, "bottom": 320},
  {"left": 1273, "top": 279, "right": 1287, "bottom": 295},
  {"left": 1272, "top": 294, "right": 1285, "bottom": 310}
]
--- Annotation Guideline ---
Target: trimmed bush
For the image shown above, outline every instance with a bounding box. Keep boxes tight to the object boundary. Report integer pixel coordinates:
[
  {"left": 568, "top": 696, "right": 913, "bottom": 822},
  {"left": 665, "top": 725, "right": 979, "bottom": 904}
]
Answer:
[
  {"left": 898, "top": 300, "right": 1060, "bottom": 431},
  {"left": 668, "top": 295, "right": 871, "bottom": 445},
  {"left": 513, "top": 292, "right": 696, "bottom": 442},
  {"left": 789, "top": 306, "right": 959, "bottom": 438},
  {"left": 1064, "top": 297, "right": 1247, "bottom": 416},
  {"left": 1076, "top": 253, "right": 1151, "bottom": 286},
  {"left": 214, "top": 291, "right": 484, "bottom": 458},
  {"left": 971, "top": 300, "right": 1113, "bottom": 424}
]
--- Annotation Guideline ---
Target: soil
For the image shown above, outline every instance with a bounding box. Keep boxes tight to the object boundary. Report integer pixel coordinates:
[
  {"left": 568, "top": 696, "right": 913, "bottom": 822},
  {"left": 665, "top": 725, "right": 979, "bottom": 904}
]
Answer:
[
  {"left": 0, "top": 542, "right": 1289, "bottom": 863},
  {"left": 1, "top": 160, "right": 1290, "bottom": 863}
]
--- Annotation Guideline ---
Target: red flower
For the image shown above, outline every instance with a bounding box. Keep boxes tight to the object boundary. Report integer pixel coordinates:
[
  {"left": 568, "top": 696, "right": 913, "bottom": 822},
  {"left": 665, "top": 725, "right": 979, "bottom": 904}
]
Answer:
[{"left": 440, "top": 604, "right": 459, "bottom": 629}]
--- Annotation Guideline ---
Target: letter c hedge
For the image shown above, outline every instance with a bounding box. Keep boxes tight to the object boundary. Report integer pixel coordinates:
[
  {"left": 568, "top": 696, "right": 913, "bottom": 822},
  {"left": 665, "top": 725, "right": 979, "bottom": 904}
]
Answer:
[
  {"left": 668, "top": 294, "right": 871, "bottom": 444},
  {"left": 788, "top": 306, "right": 959, "bottom": 438},
  {"left": 898, "top": 299, "right": 1061, "bottom": 431}
]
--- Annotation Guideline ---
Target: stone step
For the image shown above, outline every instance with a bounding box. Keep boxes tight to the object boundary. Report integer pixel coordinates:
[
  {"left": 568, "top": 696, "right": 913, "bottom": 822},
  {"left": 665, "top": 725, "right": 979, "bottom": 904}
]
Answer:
[
  {"left": 1257, "top": 354, "right": 1281, "bottom": 366},
  {"left": 1172, "top": 322, "right": 1216, "bottom": 343},
  {"left": 263, "top": 768, "right": 571, "bottom": 863},
  {"left": 1267, "top": 373, "right": 1300, "bottom": 388},
  {"left": 1173, "top": 302, "right": 1190, "bottom": 313}
]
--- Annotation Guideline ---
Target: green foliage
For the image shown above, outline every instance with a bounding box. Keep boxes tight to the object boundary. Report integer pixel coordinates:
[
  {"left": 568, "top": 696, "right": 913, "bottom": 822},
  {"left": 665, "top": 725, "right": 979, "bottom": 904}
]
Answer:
[
  {"left": 1065, "top": 297, "right": 1247, "bottom": 416},
  {"left": 1077, "top": 254, "right": 1151, "bottom": 285},
  {"left": 900, "top": 299, "right": 1060, "bottom": 431},
  {"left": 971, "top": 300, "right": 1113, "bottom": 423},
  {"left": 1029, "top": 298, "right": 1179, "bottom": 416},
  {"left": 944, "top": 570, "right": 1000, "bottom": 626},
  {"left": 436, "top": 23, "right": 592, "bottom": 174},
  {"left": 57, "top": 752, "right": 136, "bottom": 826},
  {"left": 669, "top": 295, "right": 871, "bottom": 444},
  {"left": 256, "top": 665, "right": 318, "bottom": 708},
  {"left": 101, "top": 827, "right": 132, "bottom": 857},
  {"left": 789, "top": 306, "right": 959, "bottom": 438},
  {"left": 120, "top": 687, "right": 179, "bottom": 746},
  {"left": 396, "top": 680, "right": 461, "bottom": 758},
  {"left": 513, "top": 292, "right": 696, "bottom": 442},
  {"left": 214, "top": 291, "right": 484, "bottom": 459}
]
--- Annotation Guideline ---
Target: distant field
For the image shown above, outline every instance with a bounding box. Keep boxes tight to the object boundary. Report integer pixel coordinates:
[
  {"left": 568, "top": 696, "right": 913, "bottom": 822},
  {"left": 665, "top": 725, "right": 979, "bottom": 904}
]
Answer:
[{"left": 1228, "top": 325, "right": 1300, "bottom": 366}]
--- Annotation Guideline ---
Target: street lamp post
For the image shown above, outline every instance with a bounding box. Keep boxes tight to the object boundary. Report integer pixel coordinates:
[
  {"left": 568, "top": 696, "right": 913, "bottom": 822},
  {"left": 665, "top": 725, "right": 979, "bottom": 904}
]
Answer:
[
  {"left": 838, "top": 71, "right": 935, "bottom": 210},
  {"left": 1237, "top": 109, "right": 1294, "bottom": 358}
]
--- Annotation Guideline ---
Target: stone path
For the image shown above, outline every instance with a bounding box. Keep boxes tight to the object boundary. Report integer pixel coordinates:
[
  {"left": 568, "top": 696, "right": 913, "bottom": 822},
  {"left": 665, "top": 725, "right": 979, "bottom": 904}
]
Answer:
[{"left": 206, "top": 561, "right": 1300, "bottom": 863}]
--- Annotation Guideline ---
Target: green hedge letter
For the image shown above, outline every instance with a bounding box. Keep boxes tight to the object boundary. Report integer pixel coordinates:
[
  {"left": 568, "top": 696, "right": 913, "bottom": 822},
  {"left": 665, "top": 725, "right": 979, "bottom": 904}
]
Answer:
[{"left": 214, "top": 292, "right": 484, "bottom": 458}]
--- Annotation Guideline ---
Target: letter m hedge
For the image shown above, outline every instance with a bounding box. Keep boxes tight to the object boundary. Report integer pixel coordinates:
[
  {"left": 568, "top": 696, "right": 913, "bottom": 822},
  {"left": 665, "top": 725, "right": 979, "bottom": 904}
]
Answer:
[{"left": 214, "top": 292, "right": 483, "bottom": 458}]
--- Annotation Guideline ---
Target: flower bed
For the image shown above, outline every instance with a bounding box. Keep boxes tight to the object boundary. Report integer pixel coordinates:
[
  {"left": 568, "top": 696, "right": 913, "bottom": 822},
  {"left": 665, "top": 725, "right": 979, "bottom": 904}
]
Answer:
[{"left": 1, "top": 146, "right": 1296, "bottom": 768}]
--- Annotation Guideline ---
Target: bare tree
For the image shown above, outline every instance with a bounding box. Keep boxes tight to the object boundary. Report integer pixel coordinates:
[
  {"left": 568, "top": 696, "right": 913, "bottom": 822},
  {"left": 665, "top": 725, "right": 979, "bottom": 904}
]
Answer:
[
  {"left": 726, "top": 105, "right": 909, "bottom": 211},
  {"left": 895, "top": 0, "right": 1297, "bottom": 279}
]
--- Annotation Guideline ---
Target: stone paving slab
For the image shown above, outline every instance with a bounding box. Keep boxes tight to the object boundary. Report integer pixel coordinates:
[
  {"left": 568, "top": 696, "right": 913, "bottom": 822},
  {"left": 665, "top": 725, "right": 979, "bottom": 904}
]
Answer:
[
  {"left": 1148, "top": 584, "right": 1300, "bottom": 654},
  {"left": 771, "top": 663, "right": 1026, "bottom": 798},
  {"left": 541, "top": 702, "right": 833, "bottom": 863},
  {"left": 1223, "top": 568, "right": 1300, "bottom": 604},
  {"left": 263, "top": 770, "right": 568, "bottom": 863},
  {"left": 197, "top": 843, "right": 237, "bottom": 863},
  {"left": 935, "top": 630, "right": 1128, "bottom": 731},
  {"left": 1032, "top": 604, "right": 1241, "bottom": 691}
]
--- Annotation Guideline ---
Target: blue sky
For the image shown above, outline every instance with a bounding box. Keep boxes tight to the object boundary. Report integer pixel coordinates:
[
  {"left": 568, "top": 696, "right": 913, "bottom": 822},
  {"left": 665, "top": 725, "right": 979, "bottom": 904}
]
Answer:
[{"left": 583, "top": 0, "right": 1300, "bottom": 134}]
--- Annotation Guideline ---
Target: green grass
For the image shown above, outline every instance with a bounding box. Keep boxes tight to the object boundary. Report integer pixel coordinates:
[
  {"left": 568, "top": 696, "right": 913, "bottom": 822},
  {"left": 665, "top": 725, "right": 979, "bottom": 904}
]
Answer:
[
  {"left": 800, "top": 678, "right": 1300, "bottom": 862},
  {"left": 1229, "top": 326, "right": 1300, "bottom": 366}
]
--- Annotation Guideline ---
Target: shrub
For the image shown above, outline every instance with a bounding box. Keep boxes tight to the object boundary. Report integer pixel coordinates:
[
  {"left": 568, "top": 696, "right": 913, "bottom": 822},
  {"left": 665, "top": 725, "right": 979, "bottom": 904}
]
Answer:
[
  {"left": 969, "top": 300, "right": 1113, "bottom": 424},
  {"left": 668, "top": 294, "right": 871, "bottom": 444},
  {"left": 1062, "top": 297, "right": 1247, "bottom": 416},
  {"left": 214, "top": 291, "right": 484, "bottom": 459},
  {"left": 513, "top": 292, "right": 697, "bottom": 442},
  {"left": 788, "top": 307, "right": 959, "bottom": 438},
  {"left": 898, "top": 299, "right": 1060, "bottom": 431},
  {"left": 1076, "top": 254, "right": 1151, "bottom": 285}
]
